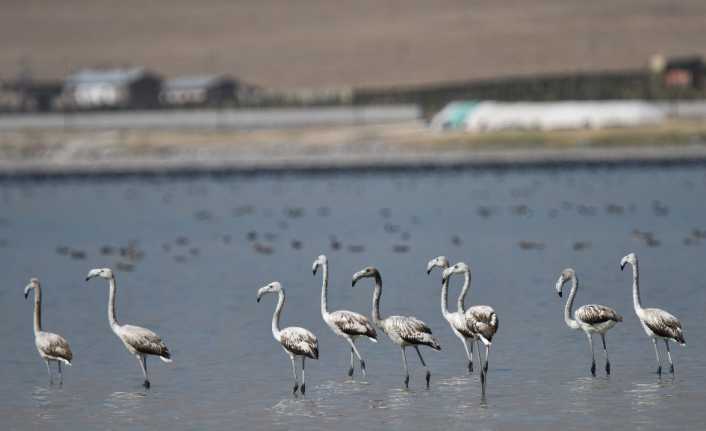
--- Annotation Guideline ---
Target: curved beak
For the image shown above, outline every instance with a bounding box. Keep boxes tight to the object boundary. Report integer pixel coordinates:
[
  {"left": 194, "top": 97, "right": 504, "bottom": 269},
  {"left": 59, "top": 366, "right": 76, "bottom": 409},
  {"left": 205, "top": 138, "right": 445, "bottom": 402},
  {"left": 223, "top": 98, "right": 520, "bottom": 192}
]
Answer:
[
  {"left": 620, "top": 262, "right": 626, "bottom": 271},
  {"left": 312, "top": 264, "right": 318, "bottom": 276},
  {"left": 441, "top": 267, "right": 453, "bottom": 284},
  {"left": 85, "top": 276, "right": 91, "bottom": 281},
  {"left": 352, "top": 270, "right": 364, "bottom": 287},
  {"left": 256, "top": 297, "right": 261, "bottom": 303},
  {"left": 426, "top": 268, "right": 432, "bottom": 275},
  {"left": 557, "top": 290, "right": 562, "bottom": 298},
  {"left": 24, "top": 284, "right": 32, "bottom": 299},
  {"left": 24, "top": 291, "right": 28, "bottom": 299}
]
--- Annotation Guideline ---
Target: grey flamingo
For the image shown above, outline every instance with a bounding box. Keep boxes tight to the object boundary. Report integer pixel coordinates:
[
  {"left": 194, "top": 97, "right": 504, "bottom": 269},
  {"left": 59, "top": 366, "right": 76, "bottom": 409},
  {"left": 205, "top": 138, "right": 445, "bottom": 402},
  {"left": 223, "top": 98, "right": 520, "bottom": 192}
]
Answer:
[
  {"left": 352, "top": 266, "right": 440, "bottom": 388},
  {"left": 86, "top": 268, "right": 172, "bottom": 388},
  {"left": 314, "top": 255, "right": 377, "bottom": 378},
  {"left": 620, "top": 253, "right": 685, "bottom": 375},
  {"left": 257, "top": 281, "right": 319, "bottom": 394},
  {"left": 24, "top": 278, "right": 73, "bottom": 384},
  {"left": 555, "top": 268, "right": 622, "bottom": 376}
]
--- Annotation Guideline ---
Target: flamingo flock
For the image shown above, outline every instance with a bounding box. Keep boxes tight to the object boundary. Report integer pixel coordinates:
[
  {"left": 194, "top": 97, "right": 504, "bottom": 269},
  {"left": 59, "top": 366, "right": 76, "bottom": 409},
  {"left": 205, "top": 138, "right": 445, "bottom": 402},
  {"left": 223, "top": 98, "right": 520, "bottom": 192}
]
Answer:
[{"left": 22, "top": 252, "right": 685, "bottom": 396}]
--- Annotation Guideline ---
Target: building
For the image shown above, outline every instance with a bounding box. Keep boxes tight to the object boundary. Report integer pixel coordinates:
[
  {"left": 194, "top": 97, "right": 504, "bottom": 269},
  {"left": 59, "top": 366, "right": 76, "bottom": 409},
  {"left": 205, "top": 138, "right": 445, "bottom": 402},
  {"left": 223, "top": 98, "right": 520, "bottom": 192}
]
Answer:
[
  {"left": 61, "top": 68, "right": 162, "bottom": 110},
  {"left": 663, "top": 56, "right": 705, "bottom": 89},
  {"left": 160, "top": 75, "right": 237, "bottom": 107},
  {"left": 1, "top": 79, "right": 62, "bottom": 112}
]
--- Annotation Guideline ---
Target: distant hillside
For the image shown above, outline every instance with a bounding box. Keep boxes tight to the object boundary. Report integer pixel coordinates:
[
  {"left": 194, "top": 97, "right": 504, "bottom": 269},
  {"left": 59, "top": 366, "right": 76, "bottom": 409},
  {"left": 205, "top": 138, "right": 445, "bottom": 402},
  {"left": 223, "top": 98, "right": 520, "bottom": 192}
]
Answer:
[{"left": 1, "top": 0, "right": 705, "bottom": 88}]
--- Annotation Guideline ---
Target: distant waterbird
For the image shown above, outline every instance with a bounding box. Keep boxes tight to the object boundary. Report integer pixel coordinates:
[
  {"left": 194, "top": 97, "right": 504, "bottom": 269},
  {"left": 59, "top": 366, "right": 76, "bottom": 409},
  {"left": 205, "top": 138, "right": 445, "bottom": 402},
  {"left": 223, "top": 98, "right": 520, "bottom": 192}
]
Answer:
[
  {"left": 441, "top": 262, "right": 498, "bottom": 393},
  {"left": 314, "top": 255, "right": 377, "bottom": 378},
  {"left": 620, "top": 253, "right": 685, "bottom": 375},
  {"left": 257, "top": 281, "right": 319, "bottom": 395},
  {"left": 555, "top": 268, "right": 622, "bottom": 376},
  {"left": 86, "top": 268, "right": 172, "bottom": 388},
  {"left": 352, "top": 266, "right": 440, "bottom": 389},
  {"left": 24, "top": 278, "right": 73, "bottom": 384}
]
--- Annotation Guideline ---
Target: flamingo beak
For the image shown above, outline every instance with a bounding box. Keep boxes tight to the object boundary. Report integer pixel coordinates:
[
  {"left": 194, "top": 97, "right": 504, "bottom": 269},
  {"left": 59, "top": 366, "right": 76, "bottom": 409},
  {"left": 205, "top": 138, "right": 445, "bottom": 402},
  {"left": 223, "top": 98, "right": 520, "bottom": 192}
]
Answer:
[
  {"left": 24, "top": 292, "right": 28, "bottom": 299},
  {"left": 557, "top": 291, "right": 562, "bottom": 298},
  {"left": 620, "top": 262, "right": 626, "bottom": 271}
]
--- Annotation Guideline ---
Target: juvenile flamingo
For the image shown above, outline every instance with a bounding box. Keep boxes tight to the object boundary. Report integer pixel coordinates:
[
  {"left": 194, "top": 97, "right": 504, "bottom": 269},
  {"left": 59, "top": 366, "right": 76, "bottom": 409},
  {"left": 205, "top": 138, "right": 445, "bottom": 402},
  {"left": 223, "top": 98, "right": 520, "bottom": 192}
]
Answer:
[
  {"left": 555, "top": 268, "right": 622, "bottom": 376},
  {"left": 86, "top": 268, "right": 172, "bottom": 388},
  {"left": 24, "top": 278, "right": 73, "bottom": 384},
  {"left": 257, "top": 281, "right": 319, "bottom": 394},
  {"left": 314, "top": 255, "right": 377, "bottom": 378},
  {"left": 352, "top": 266, "right": 440, "bottom": 388},
  {"left": 620, "top": 253, "right": 685, "bottom": 375}
]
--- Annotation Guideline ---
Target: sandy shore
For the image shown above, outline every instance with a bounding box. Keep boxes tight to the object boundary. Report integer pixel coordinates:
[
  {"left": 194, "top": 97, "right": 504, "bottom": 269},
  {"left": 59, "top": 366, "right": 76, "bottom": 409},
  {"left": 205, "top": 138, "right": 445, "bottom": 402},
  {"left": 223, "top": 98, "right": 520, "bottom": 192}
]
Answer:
[{"left": 1, "top": 119, "right": 706, "bottom": 178}]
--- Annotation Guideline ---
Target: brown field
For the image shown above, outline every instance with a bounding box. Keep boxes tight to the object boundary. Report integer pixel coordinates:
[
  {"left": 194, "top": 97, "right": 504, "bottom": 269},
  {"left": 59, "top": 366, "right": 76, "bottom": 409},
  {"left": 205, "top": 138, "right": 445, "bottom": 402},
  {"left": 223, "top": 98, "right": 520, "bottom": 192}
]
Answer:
[{"left": 1, "top": 1, "right": 706, "bottom": 88}]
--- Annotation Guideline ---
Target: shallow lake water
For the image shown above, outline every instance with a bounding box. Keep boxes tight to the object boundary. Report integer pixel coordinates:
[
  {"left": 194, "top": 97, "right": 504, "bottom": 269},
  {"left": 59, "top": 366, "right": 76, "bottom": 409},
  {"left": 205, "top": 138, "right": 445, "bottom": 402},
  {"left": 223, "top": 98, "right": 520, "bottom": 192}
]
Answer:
[{"left": 1, "top": 166, "right": 706, "bottom": 430}]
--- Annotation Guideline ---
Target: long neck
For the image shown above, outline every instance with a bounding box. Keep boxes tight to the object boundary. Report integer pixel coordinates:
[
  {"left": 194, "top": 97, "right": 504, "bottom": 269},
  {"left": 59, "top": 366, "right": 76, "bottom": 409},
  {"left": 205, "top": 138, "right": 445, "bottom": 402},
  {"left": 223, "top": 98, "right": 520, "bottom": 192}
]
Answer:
[
  {"left": 564, "top": 275, "right": 580, "bottom": 329},
  {"left": 457, "top": 270, "right": 471, "bottom": 313},
  {"left": 272, "top": 290, "right": 284, "bottom": 341},
  {"left": 440, "top": 276, "right": 451, "bottom": 319},
  {"left": 32, "top": 286, "right": 42, "bottom": 334},
  {"left": 371, "top": 273, "right": 383, "bottom": 326},
  {"left": 107, "top": 277, "right": 119, "bottom": 330},
  {"left": 320, "top": 262, "right": 329, "bottom": 317},
  {"left": 631, "top": 262, "right": 643, "bottom": 312}
]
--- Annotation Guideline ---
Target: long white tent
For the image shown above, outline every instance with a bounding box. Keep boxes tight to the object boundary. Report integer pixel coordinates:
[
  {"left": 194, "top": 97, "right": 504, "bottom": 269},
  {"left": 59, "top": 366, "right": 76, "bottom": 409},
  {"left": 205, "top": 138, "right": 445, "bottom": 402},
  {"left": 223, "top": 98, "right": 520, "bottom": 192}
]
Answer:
[{"left": 431, "top": 101, "right": 665, "bottom": 132}]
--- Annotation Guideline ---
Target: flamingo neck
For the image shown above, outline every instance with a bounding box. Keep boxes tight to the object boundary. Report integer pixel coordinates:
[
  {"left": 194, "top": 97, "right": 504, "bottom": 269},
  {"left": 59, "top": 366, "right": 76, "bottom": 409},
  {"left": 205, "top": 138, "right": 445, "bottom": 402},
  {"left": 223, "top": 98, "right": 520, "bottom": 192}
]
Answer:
[
  {"left": 108, "top": 277, "right": 120, "bottom": 330},
  {"left": 272, "top": 290, "right": 284, "bottom": 342},
  {"left": 631, "top": 261, "right": 643, "bottom": 313},
  {"left": 32, "top": 286, "right": 42, "bottom": 334},
  {"left": 564, "top": 274, "right": 580, "bottom": 329},
  {"left": 440, "top": 276, "right": 451, "bottom": 320},
  {"left": 371, "top": 273, "right": 383, "bottom": 327},
  {"left": 457, "top": 270, "right": 471, "bottom": 313},
  {"left": 320, "top": 262, "right": 329, "bottom": 318}
]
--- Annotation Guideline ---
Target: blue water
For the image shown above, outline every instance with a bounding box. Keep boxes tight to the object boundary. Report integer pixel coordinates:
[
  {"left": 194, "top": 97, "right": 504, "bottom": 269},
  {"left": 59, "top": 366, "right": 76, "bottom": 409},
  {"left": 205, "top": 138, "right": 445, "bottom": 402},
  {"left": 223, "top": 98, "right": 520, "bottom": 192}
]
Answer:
[{"left": 1, "top": 166, "right": 705, "bottom": 430}]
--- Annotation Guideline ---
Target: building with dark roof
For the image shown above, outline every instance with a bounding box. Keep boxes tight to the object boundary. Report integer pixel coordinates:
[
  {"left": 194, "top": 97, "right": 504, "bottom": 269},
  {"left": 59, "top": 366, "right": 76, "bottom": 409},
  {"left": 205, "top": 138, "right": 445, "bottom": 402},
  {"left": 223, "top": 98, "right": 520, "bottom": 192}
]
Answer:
[
  {"left": 61, "top": 68, "right": 162, "bottom": 110},
  {"left": 160, "top": 75, "right": 237, "bottom": 107}
]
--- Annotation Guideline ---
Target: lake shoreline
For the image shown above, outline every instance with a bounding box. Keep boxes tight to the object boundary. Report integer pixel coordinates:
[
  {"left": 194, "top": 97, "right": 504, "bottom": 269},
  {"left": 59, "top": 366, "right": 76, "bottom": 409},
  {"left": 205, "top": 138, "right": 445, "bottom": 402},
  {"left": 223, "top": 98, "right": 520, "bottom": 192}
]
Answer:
[{"left": 1, "top": 119, "right": 706, "bottom": 178}]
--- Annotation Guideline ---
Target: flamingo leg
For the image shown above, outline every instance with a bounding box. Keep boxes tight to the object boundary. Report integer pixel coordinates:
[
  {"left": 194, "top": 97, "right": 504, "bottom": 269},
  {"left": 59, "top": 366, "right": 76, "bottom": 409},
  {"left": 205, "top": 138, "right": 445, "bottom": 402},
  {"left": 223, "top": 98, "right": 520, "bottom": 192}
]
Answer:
[
  {"left": 414, "top": 346, "right": 430, "bottom": 388},
  {"left": 652, "top": 338, "right": 662, "bottom": 375},
  {"left": 484, "top": 344, "right": 491, "bottom": 374},
  {"left": 290, "top": 355, "right": 299, "bottom": 394},
  {"left": 401, "top": 347, "right": 409, "bottom": 388},
  {"left": 664, "top": 339, "right": 674, "bottom": 374},
  {"left": 349, "top": 349, "right": 355, "bottom": 377},
  {"left": 586, "top": 333, "right": 596, "bottom": 376},
  {"left": 137, "top": 354, "right": 150, "bottom": 388},
  {"left": 460, "top": 336, "right": 473, "bottom": 373},
  {"left": 477, "top": 339, "right": 487, "bottom": 394},
  {"left": 44, "top": 359, "right": 53, "bottom": 384},
  {"left": 58, "top": 361, "right": 63, "bottom": 384},
  {"left": 346, "top": 337, "right": 366, "bottom": 377},
  {"left": 301, "top": 357, "right": 306, "bottom": 395},
  {"left": 601, "top": 334, "right": 611, "bottom": 375}
]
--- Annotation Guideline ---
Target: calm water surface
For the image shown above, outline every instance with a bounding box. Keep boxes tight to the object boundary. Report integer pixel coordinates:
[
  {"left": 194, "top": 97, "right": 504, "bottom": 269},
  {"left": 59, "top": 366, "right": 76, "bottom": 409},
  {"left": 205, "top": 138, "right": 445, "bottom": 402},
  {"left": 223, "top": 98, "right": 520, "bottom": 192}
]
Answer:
[{"left": 1, "top": 167, "right": 706, "bottom": 430}]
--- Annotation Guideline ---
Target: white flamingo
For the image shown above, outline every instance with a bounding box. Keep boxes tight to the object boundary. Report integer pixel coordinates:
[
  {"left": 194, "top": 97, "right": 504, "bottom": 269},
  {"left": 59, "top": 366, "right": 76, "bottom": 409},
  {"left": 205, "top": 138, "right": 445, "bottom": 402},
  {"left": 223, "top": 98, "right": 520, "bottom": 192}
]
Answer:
[
  {"left": 620, "top": 253, "right": 685, "bottom": 375},
  {"left": 427, "top": 256, "right": 477, "bottom": 373},
  {"left": 352, "top": 266, "right": 440, "bottom": 388},
  {"left": 314, "top": 255, "right": 377, "bottom": 378},
  {"left": 441, "top": 262, "right": 498, "bottom": 392},
  {"left": 257, "top": 281, "right": 319, "bottom": 394},
  {"left": 555, "top": 268, "right": 622, "bottom": 376},
  {"left": 24, "top": 278, "right": 73, "bottom": 384},
  {"left": 86, "top": 268, "right": 172, "bottom": 388}
]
